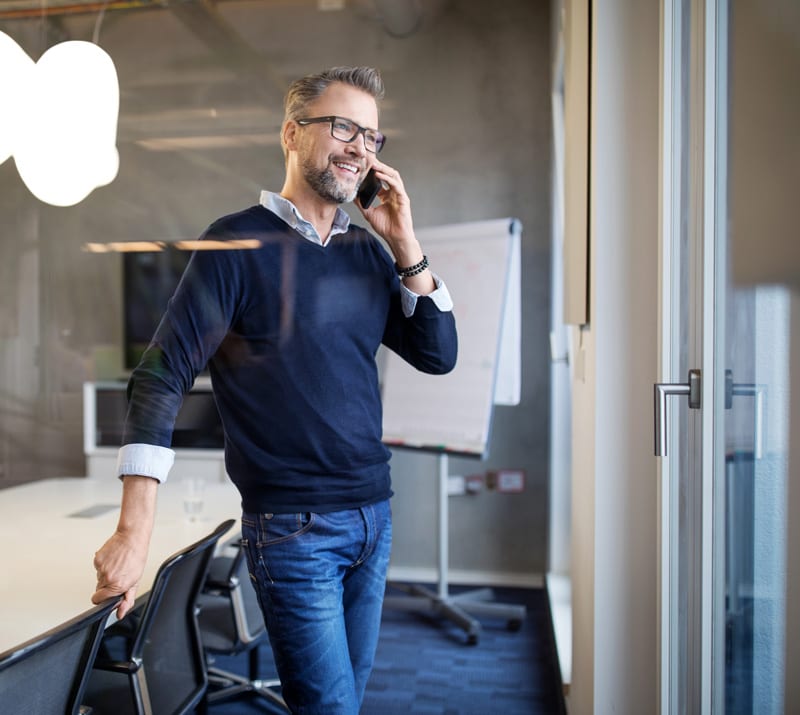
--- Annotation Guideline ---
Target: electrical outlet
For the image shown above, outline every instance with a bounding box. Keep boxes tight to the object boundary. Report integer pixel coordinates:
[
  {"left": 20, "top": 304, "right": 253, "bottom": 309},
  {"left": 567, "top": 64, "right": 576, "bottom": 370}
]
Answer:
[
  {"left": 465, "top": 474, "right": 484, "bottom": 494},
  {"left": 488, "top": 469, "right": 525, "bottom": 493}
]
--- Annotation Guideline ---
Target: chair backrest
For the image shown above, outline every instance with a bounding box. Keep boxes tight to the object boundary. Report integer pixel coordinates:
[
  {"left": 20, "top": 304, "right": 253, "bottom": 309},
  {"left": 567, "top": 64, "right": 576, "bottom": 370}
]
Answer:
[
  {"left": 0, "top": 596, "right": 121, "bottom": 715},
  {"left": 200, "top": 540, "right": 266, "bottom": 651},
  {"left": 129, "top": 518, "right": 235, "bottom": 715}
]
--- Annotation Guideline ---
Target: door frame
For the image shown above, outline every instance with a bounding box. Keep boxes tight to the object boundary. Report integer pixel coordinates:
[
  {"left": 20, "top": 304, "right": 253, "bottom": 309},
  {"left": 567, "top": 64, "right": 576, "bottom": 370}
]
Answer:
[{"left": 658, "top": 0, "right": 724, "bottom": 711}]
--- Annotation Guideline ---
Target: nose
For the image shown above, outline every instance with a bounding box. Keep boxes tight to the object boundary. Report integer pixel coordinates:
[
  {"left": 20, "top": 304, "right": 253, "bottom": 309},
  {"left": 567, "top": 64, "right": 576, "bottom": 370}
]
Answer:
[{"left": 345, "top": 136, "right": 367, "bottom": 158}]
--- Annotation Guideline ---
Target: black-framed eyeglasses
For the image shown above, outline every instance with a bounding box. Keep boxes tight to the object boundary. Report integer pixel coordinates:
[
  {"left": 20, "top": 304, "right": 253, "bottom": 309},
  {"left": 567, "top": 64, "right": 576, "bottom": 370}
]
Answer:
[{"left": 296, "top": 116, "right": 386, "bottom": 154}]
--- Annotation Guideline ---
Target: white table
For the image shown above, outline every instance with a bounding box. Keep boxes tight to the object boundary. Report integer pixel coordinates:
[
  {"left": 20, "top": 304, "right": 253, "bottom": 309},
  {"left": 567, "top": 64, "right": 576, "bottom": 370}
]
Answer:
[{"left": 0, "top": 476, "right": 243, "bottom": 653}]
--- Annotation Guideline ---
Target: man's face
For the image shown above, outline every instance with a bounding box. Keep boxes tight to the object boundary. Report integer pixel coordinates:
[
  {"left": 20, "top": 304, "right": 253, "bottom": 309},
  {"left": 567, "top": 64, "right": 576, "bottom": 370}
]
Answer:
[{"left": 294, "top": 83, "right": 379, "bottom": 204}]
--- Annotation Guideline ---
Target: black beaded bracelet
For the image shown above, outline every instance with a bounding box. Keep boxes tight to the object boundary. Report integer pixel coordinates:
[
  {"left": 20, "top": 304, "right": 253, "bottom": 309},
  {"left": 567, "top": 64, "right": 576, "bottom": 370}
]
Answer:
[{"left": 395, "top": 255, "right": 429, "bottom": 277}]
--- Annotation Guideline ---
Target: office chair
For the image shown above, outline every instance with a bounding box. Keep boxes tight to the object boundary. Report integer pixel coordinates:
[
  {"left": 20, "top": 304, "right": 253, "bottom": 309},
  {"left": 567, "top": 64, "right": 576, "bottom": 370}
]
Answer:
[
  {"left": 83, "top": 519, "right": 236, "bottom": 715},
  {"left": 197, "top": 538, "right": 288, "bottom": 712},
  {"left": 0, "top": 596, "right": 121, "bottom": 715}
]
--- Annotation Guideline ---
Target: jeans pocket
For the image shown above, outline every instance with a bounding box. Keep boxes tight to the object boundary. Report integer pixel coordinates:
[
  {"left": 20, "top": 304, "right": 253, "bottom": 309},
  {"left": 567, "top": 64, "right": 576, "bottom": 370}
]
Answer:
[
  {"left": 241, "top": 512, "right": 316, "bottom": 587},
  {"left": 259, "top": 511, "right": 315, "bottom": 546}
]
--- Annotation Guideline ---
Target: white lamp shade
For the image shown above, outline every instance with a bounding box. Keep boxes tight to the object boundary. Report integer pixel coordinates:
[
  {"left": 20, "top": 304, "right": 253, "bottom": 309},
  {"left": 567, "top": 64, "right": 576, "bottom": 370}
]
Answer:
[{"left": 1, "top": 33, "right": 120, "bottom": 207}]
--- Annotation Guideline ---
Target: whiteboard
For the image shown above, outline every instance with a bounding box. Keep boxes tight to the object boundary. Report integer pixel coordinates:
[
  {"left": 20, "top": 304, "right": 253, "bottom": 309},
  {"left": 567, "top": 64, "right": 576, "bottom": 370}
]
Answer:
[{"left": 381, "top": 217, "right": 522, "bottom": 457}]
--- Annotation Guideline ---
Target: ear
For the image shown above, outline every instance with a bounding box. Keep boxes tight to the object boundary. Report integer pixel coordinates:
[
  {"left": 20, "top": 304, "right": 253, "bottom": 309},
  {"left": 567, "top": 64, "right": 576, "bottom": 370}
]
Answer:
[{"left": 282, "top": 119, "right": 300, "bottom": 152}]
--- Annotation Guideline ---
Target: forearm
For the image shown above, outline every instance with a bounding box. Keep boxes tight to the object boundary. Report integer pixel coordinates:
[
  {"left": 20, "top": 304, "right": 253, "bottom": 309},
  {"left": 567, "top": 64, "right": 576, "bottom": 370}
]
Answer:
[
  {"left": 383, "top": 293, "right": 458, "bottom": 375},
  {"left": 392, "top": 240, "right": 435, "bottom": 296},
  {"left": 93, "top": 474, "right": 159, "bottom": 617},
  {"left": 358, "top": 159, "right": 435, "bottom": 295},
  {"left": 117, "top": 474, "right": 159, "bottom": 540}
]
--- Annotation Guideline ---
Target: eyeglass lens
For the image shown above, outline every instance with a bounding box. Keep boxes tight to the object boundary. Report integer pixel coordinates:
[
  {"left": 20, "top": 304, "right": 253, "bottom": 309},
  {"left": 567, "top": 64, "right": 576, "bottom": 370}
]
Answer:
[{"left": 331, "top": 118, "right": 383, "bottom": 152}]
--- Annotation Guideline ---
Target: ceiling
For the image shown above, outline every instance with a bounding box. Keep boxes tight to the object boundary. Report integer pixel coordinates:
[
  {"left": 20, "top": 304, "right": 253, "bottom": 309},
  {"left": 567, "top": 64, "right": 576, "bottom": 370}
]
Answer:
[
  {"left": 0, "top": 0, "right": 441, "bottom": 148},
  {"left": 0, "top": 0, "right": 428, "bottom": 38}
]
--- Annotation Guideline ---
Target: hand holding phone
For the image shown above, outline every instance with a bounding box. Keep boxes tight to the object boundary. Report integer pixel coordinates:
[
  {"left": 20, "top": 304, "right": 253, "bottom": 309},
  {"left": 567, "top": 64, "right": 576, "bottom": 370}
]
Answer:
[{"left": 357, "top": 168, "right": 382, "bottom": 209}]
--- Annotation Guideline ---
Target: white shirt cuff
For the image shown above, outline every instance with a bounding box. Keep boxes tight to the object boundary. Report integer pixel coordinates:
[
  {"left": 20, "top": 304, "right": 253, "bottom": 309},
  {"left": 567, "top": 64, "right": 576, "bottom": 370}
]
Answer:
[
  {"left": 400, "top": 273, "right": 454, "bottom": 317},
  {"left": 117, "top": 443, "right": 176, "bottom": 484}
]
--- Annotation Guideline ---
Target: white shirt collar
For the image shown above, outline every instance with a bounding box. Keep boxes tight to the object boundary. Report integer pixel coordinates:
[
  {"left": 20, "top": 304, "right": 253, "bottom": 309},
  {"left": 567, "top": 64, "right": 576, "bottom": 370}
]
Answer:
[{"left": 259, "top": 190, "right": 351, "bottom": 245}]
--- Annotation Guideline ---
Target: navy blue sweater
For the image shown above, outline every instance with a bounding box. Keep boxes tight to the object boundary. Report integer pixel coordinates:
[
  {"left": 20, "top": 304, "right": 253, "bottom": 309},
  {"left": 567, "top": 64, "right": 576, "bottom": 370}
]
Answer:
[{"left": 123, "top": 206, "right": 457, "bottom": 513}]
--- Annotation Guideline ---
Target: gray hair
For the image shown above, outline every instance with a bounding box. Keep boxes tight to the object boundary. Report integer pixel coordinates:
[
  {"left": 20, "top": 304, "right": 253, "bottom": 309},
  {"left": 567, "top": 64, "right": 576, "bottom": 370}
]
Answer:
[{"left": 281, "top": 67, "right": 385, "bottom": 157}]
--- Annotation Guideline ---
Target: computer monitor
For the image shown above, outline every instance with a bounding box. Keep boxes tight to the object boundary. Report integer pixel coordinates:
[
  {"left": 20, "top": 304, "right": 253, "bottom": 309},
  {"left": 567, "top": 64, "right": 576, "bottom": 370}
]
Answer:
[{"left": 122, "top": 247, "right": 191, "bottom": 371}]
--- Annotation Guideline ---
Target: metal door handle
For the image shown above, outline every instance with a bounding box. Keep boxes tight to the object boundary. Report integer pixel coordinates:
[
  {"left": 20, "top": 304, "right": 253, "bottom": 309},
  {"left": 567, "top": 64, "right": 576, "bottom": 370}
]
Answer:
[
  {"left": 726, "top": 370, "right": 765, "bottom": 459},
  {"left": 654, "top": 369, "right": 701, "bottom": 456},
  {"left": 654, "top": 369, "right": 765, "bottom": 458}
]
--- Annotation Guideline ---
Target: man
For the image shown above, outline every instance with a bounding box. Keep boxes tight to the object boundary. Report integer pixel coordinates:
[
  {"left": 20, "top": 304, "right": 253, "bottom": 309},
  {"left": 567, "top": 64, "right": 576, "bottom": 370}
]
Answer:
[{"left": 92, "top": 66, "right": 457, "bottom": 714}]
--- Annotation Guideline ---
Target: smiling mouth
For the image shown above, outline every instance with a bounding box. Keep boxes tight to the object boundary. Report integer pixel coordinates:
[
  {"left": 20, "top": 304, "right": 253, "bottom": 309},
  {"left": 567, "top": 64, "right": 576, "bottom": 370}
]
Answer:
[{"left": 332, "top": 160, "right": 362, "bottom": 176}]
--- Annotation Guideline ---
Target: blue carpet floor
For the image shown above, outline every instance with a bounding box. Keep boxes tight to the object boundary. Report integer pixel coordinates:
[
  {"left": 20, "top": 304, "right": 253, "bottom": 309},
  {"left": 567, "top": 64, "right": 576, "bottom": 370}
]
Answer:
[{"left": 205, "top": 584, "right": 566, "bottom": 715}]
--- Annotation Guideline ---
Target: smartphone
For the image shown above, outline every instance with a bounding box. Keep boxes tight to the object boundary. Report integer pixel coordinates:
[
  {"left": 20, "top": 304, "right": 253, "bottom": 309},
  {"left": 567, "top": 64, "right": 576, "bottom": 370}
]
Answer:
[{"left": 357, "top": 168, "right": 382, "bottom": 209}]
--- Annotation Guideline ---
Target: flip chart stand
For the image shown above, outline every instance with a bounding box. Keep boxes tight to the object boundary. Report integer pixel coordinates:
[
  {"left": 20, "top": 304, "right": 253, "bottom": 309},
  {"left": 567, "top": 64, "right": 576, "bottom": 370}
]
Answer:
[
  {"left": 381, "top": 218, "right": 526, "bottom": 644},
  {"left": 383, "top": 452, "right": 526, "bottom": 645}
]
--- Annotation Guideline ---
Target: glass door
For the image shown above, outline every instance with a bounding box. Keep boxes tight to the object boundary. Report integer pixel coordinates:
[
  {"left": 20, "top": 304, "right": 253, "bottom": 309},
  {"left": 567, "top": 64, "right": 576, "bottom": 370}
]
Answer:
[{"left": 658, "top": 0, "right": 794, "bottom": 712}]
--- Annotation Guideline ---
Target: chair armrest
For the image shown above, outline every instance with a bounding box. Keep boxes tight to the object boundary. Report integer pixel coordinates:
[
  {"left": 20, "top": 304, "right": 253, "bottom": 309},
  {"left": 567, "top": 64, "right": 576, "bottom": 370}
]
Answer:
[{"left": 92, "top": 656, "right": 142, "bottom": 674}]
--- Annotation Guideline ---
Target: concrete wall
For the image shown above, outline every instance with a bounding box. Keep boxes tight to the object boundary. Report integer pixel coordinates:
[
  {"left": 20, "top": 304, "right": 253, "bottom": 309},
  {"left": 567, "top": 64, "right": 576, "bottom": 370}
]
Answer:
[{"left": 0, "top": 0, "right": 552, "bottom": 580}]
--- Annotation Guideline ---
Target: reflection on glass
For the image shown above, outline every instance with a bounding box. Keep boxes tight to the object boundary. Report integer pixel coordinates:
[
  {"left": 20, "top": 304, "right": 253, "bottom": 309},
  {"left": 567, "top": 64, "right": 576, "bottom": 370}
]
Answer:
[{"left": 722, "top": 286, "right": 790, "bottom": 714}]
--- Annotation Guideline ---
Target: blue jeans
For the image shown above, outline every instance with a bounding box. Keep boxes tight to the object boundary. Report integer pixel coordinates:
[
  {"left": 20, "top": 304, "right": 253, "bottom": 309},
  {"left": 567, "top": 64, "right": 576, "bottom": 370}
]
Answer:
[{"left": 240, "top": 498, "right": 392, "bottom": 714}]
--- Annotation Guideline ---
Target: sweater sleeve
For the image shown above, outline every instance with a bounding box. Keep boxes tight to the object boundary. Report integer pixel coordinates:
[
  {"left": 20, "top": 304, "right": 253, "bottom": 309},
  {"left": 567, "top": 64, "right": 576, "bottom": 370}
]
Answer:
[
  {"left": 381, "top": 274, "right": 458, "bottom": 376},
  {"left": 122, "top": 235, "right": 241, "bottom": 449}
]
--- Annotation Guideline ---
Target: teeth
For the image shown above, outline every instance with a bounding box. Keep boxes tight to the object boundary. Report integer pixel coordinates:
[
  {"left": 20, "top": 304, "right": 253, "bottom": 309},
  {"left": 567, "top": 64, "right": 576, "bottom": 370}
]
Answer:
[{"left": 334, "top": 162, "right": 359, "bottom": 174}]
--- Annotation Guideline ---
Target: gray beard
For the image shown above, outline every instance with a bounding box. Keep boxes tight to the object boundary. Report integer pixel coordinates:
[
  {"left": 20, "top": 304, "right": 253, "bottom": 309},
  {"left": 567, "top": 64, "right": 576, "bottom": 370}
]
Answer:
[{"left": 302, "top": 157, "right": 357, "bottom": 204}]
